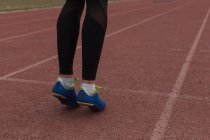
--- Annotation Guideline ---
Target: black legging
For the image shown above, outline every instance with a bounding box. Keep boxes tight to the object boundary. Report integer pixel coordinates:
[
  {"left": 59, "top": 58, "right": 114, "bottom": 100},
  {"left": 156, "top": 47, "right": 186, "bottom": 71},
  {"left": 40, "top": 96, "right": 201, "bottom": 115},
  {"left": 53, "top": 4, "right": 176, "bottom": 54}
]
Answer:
[{"left": 57, "top": 0, "right": 108, "bottom": 80}]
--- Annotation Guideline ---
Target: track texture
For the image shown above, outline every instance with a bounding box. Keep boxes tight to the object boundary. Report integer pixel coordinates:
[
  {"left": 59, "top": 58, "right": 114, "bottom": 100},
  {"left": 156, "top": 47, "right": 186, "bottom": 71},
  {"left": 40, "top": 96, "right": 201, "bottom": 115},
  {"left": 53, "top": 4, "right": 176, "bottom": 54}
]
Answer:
[{"left": 0, "top": 0, "right": 210, "bottom": 139}]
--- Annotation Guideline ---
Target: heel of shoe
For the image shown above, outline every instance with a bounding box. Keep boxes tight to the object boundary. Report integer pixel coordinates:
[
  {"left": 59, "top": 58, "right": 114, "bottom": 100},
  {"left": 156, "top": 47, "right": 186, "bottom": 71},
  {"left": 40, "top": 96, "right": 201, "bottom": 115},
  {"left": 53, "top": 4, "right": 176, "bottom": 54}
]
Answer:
[
  {"left": 78, "top": 101, "right": 94, "bottom": 106},
  {"left": 52, "top": 93, "right": 69, "bottom": 105},
  {"left": 52, "top": 92, "right": 79, "bottom": 108}
]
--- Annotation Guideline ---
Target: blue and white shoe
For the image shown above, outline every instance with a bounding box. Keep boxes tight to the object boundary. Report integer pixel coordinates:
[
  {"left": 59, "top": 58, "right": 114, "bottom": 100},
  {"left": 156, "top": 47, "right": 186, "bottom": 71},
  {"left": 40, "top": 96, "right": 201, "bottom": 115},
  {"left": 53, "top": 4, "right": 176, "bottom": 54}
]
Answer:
[
  {"left": 77, "top": 86, "right": 106, "bottom": 111},
  {"left": 51, "top": 78, "right": 79, "bottom": 108}
]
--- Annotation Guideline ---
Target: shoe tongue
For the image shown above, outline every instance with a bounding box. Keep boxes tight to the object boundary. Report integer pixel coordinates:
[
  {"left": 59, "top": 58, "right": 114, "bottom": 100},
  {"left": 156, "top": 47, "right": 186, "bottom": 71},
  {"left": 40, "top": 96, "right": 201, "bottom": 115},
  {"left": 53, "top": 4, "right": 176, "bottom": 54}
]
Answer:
[
  {"left": 58, "top": 78, "right": 74, "bottom": 89},
  {"left": 74, "top": 78, "right": 80, "bottom": 85},
  {"left": 81, "top": 87, "right": 97, "bottom": 96}
]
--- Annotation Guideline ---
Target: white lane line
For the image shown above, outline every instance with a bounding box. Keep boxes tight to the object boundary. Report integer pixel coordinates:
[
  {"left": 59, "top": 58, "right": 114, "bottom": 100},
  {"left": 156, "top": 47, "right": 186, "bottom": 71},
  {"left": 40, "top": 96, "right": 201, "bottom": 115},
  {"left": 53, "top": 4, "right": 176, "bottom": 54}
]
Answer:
[
  {"left": 1, "top": 77, "right": 210, "bottom": 103},
  {"left": 181, "top": 94, "right": 210, "bottom": 103},
  {"left": 0, "top": 7, "right": 150, "bottom": 42},
  {"left": 171, "top": 48, "right": 185, "bottom": 52},
  {"left": 0, "top": 77, "right": 169, "bottom": 96},
  {"left": 0, "top": 0, "right": 133, "bottom": 19},
  {"left": 1, "top": 1, "right": 192, "bottom": 78},
  {"left": 0, "top": 77, "right": 53, "bottom": 86},
  {"left": 106, "top": 2, "right": 191, "bottom": 37},
  {"left": 0, "top": 1, "right": 191, "bottom": 43},
  {"left": 0, "top": 46, "right": 81, "bottom": 79},
  {"left": 0, "top": 6, "right": 60, "bottom": 15},
  {"left": 150, "top": 7, "right": 210, "bottom": 140},
  {"left": 0, "top": 0, "right": 127, "bottom": 15},
  {"left": 109, "top": 7, "right": 149, "bottom": 17},
  {"left": 104, "top": 86, "right": 169, "bottom": 97},
  {"left": 199, "top": 50, "right": 210, "bottom": 53},
  {"left": 0, "top": 7, "right": 149, "bottom": 27},
  {"left": 1, "top": 55, "right": 58, "bottom": 79},
  {"left": 0, "top": 8, "right": 60, "bottom": 20},
  {"left": 0, "top": 17, "right": 55, "bottom": 27},
  {"left": 0, "top": 27, "right": 54, "bottom": 42}
]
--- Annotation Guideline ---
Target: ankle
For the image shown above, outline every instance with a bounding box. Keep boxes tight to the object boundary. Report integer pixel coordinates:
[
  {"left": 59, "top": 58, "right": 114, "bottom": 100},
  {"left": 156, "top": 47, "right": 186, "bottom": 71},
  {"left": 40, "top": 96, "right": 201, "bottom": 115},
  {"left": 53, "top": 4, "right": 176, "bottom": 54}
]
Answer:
[
  {"left": 57, "top": 76, "right": 75, "bottom": 89},
  {"left": 59, "top": 74, "right": 74, "bottom": 79},
  {"left": 81, "top": 83, "right": 96, "bottom": 95},
  {"left": 82, "top": 80, "right": 95, "bottom": 84}
]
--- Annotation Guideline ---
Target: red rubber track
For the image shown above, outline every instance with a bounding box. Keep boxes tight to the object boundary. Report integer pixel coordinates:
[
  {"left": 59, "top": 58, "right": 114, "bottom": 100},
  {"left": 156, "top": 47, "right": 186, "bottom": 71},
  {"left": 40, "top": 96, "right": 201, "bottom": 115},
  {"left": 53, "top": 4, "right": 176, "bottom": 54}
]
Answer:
[{"left": 0, "top": 0, "right": 210, "bottom": 139}]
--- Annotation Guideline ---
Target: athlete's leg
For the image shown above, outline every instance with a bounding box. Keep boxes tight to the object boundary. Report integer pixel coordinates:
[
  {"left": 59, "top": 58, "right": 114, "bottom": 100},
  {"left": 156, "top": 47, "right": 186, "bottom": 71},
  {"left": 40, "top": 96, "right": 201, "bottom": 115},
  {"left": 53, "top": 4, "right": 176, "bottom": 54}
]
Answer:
[
  {"left": 57, "top": 0, "right": 85, "bottom": 75},
  {"left": 52, "top": 0, "right": 85, "bottom": 107},
  {"left": 82, "top": 0, "right": 108, "bottom": 81},
  {"left": 77, "top": 0, "right": 108, "bottom": 111}
]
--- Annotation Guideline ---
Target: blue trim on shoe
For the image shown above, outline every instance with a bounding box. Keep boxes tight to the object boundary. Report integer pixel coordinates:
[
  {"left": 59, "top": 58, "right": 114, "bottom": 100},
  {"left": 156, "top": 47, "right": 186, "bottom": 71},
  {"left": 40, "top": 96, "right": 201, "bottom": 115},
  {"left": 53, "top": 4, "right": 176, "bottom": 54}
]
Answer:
[
  {"left": 51, "top": 81, "right": 79, "bottom": 108},
  {"left": 77, "top": 89, "right": 106, "bottom": 111}
]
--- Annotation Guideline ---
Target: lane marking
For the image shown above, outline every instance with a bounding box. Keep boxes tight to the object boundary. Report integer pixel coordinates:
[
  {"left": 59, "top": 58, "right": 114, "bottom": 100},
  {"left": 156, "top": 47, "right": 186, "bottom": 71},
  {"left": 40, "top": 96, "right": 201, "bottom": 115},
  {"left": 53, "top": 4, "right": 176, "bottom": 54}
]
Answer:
[
  {"left": 0, "top": 6, "right": 60, "bottom": 15},
  {"left": 0, "top": 17, "right": 55, "bottom": 27},
  {"left": 0, "top": 1, "right": 192, "bottom": 79},
  {"left": 0, "top": 7, "right": 150, "bottom": 41},
  {"left": 1, "top": 55, "right": 58, "bottom": 79},
  {"left": 0, "top": 0, "right": 128, "bottom": 15},
  {"left": 0, "top": 1, "right": 191, "bottom": 43},
  {"left": 171, "top": 48, "right": 185, "bottom": 52},
  {"left": 0, "top": 7, "right": 149, "bottom": 27},
  {"left": 1, "top": 77, "right": 210, "bottom": 103},
  {"left": 106, "top": 2, "right": 191, "bottom": 37},
  {"left": 0, "top": 77, "right": 53, "bottom": 86},
  {"left": 0, "top": 46, "right": 79, "bottom": 79},
  {"left": 199, "top": 50, "right": 210, "bottom": 53},
  {"left": 0, "top": 27, "right": 54, "bottom": 42},
  {"left": 181, "top": 94, "right": 210, "bottom": 103},
  {"left": 0, "top": 78, "right": 169, "bottom": 97},
  {"left": 108, "top": 7, "right": 149, "bottom": 16},
  {"left": 0, "top": 0, "right": 127, "bottom": 15},
  {"left": 150, "top": 7, "right": 210, "bottom": 140}
]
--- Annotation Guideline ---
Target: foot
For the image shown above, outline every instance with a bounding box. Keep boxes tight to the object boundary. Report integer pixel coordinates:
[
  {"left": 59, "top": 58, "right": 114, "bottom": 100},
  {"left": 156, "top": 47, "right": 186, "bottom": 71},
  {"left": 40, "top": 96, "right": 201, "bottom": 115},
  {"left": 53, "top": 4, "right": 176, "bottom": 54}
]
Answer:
[
  {"left": 51, "top": 78, "right": 79, "bottom": 108},
  {"left": 77, "top": 86, "right": 106, "bottom": 111}
]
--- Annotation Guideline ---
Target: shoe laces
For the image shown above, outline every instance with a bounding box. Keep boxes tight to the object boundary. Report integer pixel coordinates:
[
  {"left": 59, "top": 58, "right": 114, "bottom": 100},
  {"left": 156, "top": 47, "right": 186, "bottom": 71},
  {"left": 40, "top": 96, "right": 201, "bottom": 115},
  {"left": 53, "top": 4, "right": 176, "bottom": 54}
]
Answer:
[
  {"left": 81, "top": 85, "right": 102, "bottom": 95},
  {"left": 74, "top": 78, "right": 80, "bottom": 86},
  {"left": 91, "top": 86, "right": 102, "bottom": 95}
]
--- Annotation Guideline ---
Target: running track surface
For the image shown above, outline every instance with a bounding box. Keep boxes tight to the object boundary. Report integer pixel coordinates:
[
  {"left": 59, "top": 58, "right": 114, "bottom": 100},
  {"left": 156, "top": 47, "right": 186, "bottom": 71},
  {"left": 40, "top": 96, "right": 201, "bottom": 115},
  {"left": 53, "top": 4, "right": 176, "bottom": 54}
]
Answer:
[{"left": 0, "top": 0, "right": 210, "bottom": 139}]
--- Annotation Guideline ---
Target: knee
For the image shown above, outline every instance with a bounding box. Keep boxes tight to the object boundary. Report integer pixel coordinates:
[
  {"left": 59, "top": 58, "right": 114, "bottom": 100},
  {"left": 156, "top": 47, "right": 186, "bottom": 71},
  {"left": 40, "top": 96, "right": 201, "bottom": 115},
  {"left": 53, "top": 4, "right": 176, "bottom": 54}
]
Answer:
[{"left": 85, "top": 0, "right": 108, "bottom": 29}]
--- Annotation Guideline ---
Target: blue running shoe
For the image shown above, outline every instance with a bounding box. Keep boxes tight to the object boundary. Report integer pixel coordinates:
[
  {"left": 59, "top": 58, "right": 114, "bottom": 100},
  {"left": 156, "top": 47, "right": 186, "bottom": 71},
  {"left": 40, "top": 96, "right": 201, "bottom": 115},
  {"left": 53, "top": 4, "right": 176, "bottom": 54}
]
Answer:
[
  {"left": 51, "top": 78, "right": 79, "bottom": 108},
  {"left": 77, "top": 86, "right": 106, "bottom": 111}
]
